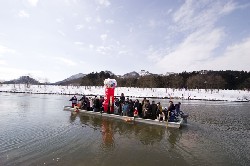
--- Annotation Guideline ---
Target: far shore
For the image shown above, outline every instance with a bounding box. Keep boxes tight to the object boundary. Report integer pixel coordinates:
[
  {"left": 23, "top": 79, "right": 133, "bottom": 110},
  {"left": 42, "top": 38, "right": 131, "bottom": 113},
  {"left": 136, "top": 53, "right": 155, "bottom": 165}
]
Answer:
[{"left": 0, "top": 84, "right": 249, "bottom": 102}]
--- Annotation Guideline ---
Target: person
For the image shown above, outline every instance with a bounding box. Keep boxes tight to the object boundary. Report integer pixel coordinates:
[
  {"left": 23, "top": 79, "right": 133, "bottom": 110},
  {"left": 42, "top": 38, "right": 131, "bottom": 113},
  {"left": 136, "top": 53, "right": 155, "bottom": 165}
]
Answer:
[
  {"left": 99, "top": 96, "right": 104, "bottom": 112},
  {"left": 142, "top": 100, "right": 150, "bottom": 119},
  {"left": 128, "top": 99, "right": 134, "bottom": 117},
  {"left": 175, "top": 102, "right": 181, "bottom": 116},
  {"left": 168, "top": 101, "right": 176, "bottom": 122},
  {"left": 122, "top": 101, "right": 129, "bottom": 116},
  {"left": 156, "top": 102, "right": 165, "bottom": 121},
  {"left": 114, "top": 98, "right": 120, "bottom": 115},
  {"left": 93, "top": 96, "right": 100, "bottom": 112},
  {"left": 69, "top": 95, "right": 77, "bottom": 108},
  {"left": 120, "top": 93, "right": 125, "bottom": 103},
  {"left": 134, "top": 99, "right": 142, "bottom": 117},
  {"left": 149, "top": 101, "right": 157, "bottom": 120},
  {"left": 133, "top": 107, "right": 138, "bottom": 118},
  {"left": 79, "top": 95, "right": 88, "bottom": 110}
]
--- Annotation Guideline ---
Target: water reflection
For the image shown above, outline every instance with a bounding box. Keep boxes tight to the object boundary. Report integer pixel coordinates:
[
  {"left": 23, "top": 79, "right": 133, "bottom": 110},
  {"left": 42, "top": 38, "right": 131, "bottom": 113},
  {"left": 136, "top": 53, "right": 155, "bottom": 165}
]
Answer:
[
  {"left": 101, "top": 120, "right": 115, "bottom": 149},
  {"left": 76, "top": 113, "right": 167, "bottom": 147},
  {"left": 167, "top": 128, "right": 182, "bottom": 148}
]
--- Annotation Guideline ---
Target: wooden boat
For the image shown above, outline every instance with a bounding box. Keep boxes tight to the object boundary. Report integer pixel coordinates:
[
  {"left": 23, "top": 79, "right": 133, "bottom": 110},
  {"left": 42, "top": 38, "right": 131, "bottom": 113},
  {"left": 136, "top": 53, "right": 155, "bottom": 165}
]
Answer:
[{"left": 63, "top": 106, "right": 188, "bottom": 128}]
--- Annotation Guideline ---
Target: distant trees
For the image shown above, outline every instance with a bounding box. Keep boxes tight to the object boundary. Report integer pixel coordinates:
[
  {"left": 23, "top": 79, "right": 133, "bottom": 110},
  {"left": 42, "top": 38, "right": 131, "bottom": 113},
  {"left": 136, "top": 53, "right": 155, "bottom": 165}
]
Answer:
[{"left": 79, "top": 70, "right": 250, "bottom": 90}]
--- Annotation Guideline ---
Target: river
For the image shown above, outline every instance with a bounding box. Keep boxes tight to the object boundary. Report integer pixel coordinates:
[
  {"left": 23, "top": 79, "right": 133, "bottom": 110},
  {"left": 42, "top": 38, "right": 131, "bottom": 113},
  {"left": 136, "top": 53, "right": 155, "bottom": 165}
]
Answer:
[{"left": 0, "top": 93, "right": 249, "bottom": 166}]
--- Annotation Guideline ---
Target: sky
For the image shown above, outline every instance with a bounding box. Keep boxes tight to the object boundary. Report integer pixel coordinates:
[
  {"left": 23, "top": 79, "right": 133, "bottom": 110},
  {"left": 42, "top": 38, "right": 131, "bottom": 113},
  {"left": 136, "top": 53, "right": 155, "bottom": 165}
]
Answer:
[{"left": 0, "top": 0, "right": 250, "bottom": 83}]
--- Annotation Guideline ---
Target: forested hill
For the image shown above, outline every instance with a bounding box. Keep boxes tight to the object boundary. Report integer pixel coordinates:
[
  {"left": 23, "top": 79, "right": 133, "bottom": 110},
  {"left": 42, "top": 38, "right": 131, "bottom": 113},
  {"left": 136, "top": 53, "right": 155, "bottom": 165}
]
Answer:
[{"left": 80, "top": 70, "right": 250, "bottom": 90}]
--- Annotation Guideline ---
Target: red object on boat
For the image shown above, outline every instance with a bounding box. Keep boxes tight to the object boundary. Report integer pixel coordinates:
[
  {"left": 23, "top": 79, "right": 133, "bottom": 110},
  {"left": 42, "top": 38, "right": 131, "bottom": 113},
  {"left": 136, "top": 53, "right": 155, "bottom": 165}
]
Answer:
[{"left": 103, "top": 87, "right": 114, "bottom": 113}]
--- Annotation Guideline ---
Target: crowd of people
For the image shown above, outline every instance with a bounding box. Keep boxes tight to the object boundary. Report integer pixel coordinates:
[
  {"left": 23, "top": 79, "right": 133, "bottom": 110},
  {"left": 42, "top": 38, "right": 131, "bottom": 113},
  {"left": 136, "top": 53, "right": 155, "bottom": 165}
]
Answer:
[{"left": 69, "top": 93, "right": 183, "bottom": 122}]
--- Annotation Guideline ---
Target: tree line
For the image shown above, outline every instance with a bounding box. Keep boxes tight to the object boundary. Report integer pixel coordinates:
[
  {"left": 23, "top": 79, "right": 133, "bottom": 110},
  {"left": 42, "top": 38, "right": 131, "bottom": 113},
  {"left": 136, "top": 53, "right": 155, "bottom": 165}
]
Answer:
[{"left": 80, "top": 70, "right": 250, "bottom": 90}]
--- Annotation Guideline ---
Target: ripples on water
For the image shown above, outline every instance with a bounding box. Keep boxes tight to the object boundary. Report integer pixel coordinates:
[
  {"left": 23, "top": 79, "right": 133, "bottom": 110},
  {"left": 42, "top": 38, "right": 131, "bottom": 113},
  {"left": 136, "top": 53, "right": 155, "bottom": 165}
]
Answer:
[{"left": 0, "top": 93, "right": 249, "bottom": 166}]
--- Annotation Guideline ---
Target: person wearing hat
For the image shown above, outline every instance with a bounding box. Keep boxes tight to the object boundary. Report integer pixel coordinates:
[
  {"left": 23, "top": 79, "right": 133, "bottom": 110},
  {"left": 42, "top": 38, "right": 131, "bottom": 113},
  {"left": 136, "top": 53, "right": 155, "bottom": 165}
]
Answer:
[
  {"left": 156, "top": 102, "right": 165, "bottom": 121},
  {"left": 69, "top": 95, "right": 77, "bottom": 108},
  {"left": 175, "top": 102, "right": 181, "bottom": 116}
]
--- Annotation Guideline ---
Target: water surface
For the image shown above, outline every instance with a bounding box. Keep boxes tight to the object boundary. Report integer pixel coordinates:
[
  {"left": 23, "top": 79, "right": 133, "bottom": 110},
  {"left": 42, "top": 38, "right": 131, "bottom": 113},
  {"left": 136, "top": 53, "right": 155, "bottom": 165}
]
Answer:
[{"left": 0, "top": 93, "right": 249, "bottom": 166}]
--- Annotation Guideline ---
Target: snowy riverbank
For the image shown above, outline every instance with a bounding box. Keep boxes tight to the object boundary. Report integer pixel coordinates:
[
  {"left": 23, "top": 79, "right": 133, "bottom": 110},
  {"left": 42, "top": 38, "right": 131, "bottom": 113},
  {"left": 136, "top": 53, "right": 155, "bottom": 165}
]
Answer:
[{"left": 0, "top": 84, "right": 249, "bottom": 102}]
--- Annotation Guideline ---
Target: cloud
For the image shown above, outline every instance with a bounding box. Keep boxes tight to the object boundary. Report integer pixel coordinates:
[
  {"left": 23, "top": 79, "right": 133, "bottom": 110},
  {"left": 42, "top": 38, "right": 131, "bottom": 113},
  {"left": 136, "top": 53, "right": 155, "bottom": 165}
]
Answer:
[
  {"left": 27, "top": 0, "right": 39, "bottom": 7},
  {"left": 0, "top": 45, "right": 16, "bottom": 55},
  {"left": 56, "top": 18, "right": 64, "bottom": 23},
  {"left": 0, "top": 66, "right": 43, "bottom": 81},
  {"left": 58, "top": 30, "right": 66, "bottom": 37},
  {"left": 0, "top": 60, "right": 7, "bottom": 65},
  {"left": 100, "top": 34, "right": 108, "bottom": 41},
  {"left": 54, "top": 57, "right": 77, "bottom": 66},
  {"left": 74, "top": 42, "right": 84, "bottom": 45},
  {"left": 85, "top": 16, "right": 92, "bottom": 22},
  {"left": 105, "top": 19, "right": 114, "bottom": 24},
  {"left": 75, "top": 24, "right": 84, "bottom": 30},
  {"left": 209, "top": 37, "right": 250, "bottom": 71},
  {"left": 157, "top": 28, "right": 224, "bottom": 72},
  {"left": 172, "top": 0, "right": 237, "bottom": 33},
  {"left": 96, "top": 0, "right": 111, "bottom": 7},
  {"left": 18, "top": 10, "right": 30, "bottom": 18},
  {"left": 96, "top": 46, "right": 112, "bottom": 55}
]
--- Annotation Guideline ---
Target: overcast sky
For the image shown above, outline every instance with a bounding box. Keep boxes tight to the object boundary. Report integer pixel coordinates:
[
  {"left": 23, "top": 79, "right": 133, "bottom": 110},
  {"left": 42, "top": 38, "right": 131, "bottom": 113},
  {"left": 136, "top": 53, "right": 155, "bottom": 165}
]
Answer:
[{"left": 0, "top": 0, "right": 250, "bottom": 83}]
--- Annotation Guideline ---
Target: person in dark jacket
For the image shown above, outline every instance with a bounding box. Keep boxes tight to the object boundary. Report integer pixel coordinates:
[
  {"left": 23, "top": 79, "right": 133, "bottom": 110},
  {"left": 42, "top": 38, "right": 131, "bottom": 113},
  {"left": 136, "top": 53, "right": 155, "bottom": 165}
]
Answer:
[
  {"left": 134, "top": 99, "right": 142, "bottom": 117},
  {"left": 168, "top": 101, "right": 176, "bottom": 122},
  {"left": 93, "top": 96, "right": 100, "bottom": 112},
  {"left": 79, "top": 95, "right": 88, "bottom": 110},
  {"left": 150, "top": 101, "right": 158, "bottom": 120},
  {"left": 120, "top": 93, "right": 125, "bottom": 103},
  {"left": 69, "top": 95, "right": 77, "bottom": 108}
]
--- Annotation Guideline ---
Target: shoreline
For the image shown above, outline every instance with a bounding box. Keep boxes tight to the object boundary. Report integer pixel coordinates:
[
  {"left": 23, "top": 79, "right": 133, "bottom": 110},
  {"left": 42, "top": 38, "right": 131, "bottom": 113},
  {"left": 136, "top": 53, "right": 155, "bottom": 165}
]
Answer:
[{"left": 0, "top": 84, "right": 249, "bottom": 102}]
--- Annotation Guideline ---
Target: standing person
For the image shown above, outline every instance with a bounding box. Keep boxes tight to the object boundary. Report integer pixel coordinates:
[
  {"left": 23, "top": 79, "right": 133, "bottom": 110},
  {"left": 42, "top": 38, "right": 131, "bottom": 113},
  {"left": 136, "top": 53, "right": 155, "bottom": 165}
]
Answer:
[
  {"left": 120, "top": 93, "right": 125, "bottom": 103},
  {"left": 122, "top": 101, "right": 129, "bottom": 116},
  {"left": 175, "top": 102, "right": 181, "bottom": 116},
  {"left": 168, "top": 101, "right": 176, "bottom": 122},
  {"left": 99, "top": 96, "right": 104, "bottom": 112},
  {"left": 93, "top": 96, "right": 100, "bottom": 112},
  {"left": 128, "top": 99, "right": 134, "bottom": 117},
  {"left": 69, "top": 95, "right": 77, "bottom": 108},
  {"left": 141, "top": 97, "right": 147, "bottom": 110},
  {"left": 156, "top": 102, "right": 165, "bottom": 121},
  {"left": 142, "top": 100, "right": 150, "bottom": 119},
  {"left": 79, "top": 95, "right": 87, "bottom": 110},
  {"left": 150, "top": 101, "right": 158, "bottom": 120},
  {"left": 114, "top": 98, "right": 120, "bottom": 115},
  {"left": 134, "top": 99, "right": 142, "bottom": 117}
]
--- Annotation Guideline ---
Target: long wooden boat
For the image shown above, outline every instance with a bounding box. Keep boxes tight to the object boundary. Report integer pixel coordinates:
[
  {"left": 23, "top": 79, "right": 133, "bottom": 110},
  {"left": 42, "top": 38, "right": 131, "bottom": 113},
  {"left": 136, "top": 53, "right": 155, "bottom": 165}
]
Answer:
[{"left": 63, "top": 106, "right": 188, "bottom": 128}]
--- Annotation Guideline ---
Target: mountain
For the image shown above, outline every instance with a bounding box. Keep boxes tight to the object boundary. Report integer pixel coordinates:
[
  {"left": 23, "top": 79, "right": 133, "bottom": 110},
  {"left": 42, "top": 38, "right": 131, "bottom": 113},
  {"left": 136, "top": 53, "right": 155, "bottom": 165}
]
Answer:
[
  {"left": 123, "top": 71, "right": 140, "bottom": 78},
  {"left": 3, "top": 76, "right": 40, "bottom": 84},
  {"left": 55, "top": 73, "right": 86, "bottom": 85},
  {"left": 139, "top": 70, "right": 152, "bottom": 76}
]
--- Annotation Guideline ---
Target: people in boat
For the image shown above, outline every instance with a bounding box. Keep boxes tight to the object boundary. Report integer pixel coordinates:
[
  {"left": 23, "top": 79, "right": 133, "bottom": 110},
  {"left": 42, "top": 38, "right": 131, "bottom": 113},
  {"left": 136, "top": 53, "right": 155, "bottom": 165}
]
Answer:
[
  {"left": 149, "top": 100, "right": 157, "bottom": 120},
  {"left": 114, "top": 98, "right": 120, "bottom": 115},
  {"left": 142, "top": 100, "right": 150, "bottom": 119},
  {"left": 79, "top": 95, "right": 88, "bottom": 110},
  {"left": 93, "top": 96, "right": 100, "bottom": 112},
  {"left": 99, "top": 96, "right": 104, "bottom": 112},
  {"left": 168, "top": 101, "right": 176, "bottom": 122},
  {"left": 134, "top": 99, "right": 142, "bottom": 117},
  {"left": 133, "top": 107, "right": 138, "bottom": 118},
  {"left": 157, "top": 102, "right": 165, "bottom": 121},
  {"left": 175, "top": 102, "right": 181, "bottom": 116},
  {"left": 141, "top": 97, "right": 147, "bottom": 109},
  {"left": 120, "top": 93, "right": 125, "bottom": 103},
  {"left": 128, "top": 99, "right": 134, "bottom": 117},
  {"left": 123, "top": 101, "right": 130, "bottom": 116},
  {"left": 69, "top": 95, "right": 77, "bottom": 108}
]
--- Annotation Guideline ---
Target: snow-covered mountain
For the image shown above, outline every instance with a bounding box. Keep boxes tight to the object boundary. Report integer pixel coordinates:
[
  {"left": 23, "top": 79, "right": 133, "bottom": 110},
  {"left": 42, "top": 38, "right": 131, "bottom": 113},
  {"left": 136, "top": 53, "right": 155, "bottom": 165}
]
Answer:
[
  {"left": 3, "top": 76, "right": 40, "bottom": 84},
  {"left": 123, "top": 71, "right": 140, "bottom": 78},
  {"left": 55, "top": 73, "right": 86, "bottom": 85}
]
